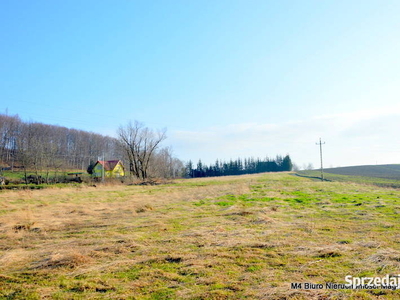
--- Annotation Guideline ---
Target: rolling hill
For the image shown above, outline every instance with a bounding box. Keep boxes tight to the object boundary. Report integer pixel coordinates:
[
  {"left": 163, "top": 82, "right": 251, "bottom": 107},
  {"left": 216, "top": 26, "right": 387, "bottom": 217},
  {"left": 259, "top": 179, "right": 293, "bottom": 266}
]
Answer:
[
  {"left": 296, "top": 164, "right": 400, "bottom": 188},
  {"left": 322, "top": 164, "right": 400, "bottom": 180}
]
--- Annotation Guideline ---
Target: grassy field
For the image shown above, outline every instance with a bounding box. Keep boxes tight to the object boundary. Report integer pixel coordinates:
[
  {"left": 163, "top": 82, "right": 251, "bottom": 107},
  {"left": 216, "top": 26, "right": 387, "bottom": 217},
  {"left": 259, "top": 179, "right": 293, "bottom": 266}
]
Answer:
[{"left": 1, "top": 173, "right": 400, "bottom": 299}]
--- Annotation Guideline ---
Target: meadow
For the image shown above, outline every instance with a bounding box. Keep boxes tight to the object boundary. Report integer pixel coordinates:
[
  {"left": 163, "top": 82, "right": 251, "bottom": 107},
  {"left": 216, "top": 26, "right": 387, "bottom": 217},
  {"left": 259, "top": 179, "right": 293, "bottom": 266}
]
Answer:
[{"left": 1, "top": 173, "right": 400, "bottom": 299}]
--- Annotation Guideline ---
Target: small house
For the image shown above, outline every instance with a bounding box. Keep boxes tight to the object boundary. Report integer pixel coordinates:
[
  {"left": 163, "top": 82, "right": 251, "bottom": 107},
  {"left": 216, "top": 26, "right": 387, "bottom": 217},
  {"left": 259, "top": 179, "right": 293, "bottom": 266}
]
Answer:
[{"left": 92, "top": 160, "right": 125, "bottom": 178}]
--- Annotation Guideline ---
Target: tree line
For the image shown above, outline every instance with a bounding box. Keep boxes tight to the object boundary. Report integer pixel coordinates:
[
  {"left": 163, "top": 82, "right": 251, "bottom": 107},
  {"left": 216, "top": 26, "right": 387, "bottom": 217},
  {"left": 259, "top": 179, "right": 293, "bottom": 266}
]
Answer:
[
  {"left": 185, "top": 155, "right": 293, "bottom": 178},
  {"left": 0, "top": 113, "right": 292, "bottom": 182},
  {"left": 0, "top": 114, "right": 183, "bottom": 181}
]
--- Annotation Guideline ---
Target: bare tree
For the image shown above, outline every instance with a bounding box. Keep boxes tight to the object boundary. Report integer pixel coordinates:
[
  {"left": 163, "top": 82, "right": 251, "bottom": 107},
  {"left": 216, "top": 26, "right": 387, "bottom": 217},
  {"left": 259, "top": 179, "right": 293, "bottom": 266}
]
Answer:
[
  {"left": 0, "top": 114, "right": 21, "bottom": 171},
  {"left": 149, "top": 146, "right": 184, "bottom": 178},
  {"left": 0, "top": 113, "right": 130, "bottom": 181},
  {"left": 303, "top": 163, "right": 314, "bottom": 170},
  {"left": 117, "top": 121, "right": 167, "bottom": 180}
]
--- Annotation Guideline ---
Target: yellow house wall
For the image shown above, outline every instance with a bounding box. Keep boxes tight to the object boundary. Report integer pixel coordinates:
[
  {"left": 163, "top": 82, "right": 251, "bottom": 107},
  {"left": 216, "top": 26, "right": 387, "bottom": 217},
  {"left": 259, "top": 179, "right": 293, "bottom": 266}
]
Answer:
[
  {"left": 112, "top": 164, "right": 125, "bottom": 177},
  {"left": 92, "top": 162, "right": 125, "bottom": 178}
]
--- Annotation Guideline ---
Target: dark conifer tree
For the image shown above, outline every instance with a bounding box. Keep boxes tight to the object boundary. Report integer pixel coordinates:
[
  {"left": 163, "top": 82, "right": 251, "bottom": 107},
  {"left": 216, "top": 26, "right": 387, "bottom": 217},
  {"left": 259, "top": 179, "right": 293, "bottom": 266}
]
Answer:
[
  {"left": 281, "top": 155, "right": 293, "bottom": 171},
  {"left": 185, "top": 160, "right": 194, "bottom": 178}
]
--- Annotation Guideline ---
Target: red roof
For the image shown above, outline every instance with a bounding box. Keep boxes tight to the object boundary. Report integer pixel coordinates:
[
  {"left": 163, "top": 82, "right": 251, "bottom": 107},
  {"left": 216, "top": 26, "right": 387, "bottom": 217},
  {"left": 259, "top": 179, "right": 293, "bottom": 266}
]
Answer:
[{"left": 97, "top": 160, "right": 123, "bottom": 171}]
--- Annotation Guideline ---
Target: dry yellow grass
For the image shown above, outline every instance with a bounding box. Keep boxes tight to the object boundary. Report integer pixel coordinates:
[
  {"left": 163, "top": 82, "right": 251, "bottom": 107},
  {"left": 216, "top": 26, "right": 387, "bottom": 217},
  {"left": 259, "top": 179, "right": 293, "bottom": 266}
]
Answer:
[{"left": 0, "top": 173, "right": 400, "bottom": 299}]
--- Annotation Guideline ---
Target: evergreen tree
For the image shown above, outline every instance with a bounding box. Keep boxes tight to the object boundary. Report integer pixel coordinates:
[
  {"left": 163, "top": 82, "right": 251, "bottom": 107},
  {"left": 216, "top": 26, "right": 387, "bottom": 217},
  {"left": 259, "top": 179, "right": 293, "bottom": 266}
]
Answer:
[
  {"left": 185, "top": 160, "right": 194, "bottom": 178},
  {"left": 237, "top": 158, "right": 243, "bottom": 174},
  {"left": 214, "top": 159, "right": 221, "bottom": 176},
  {"left": 275, "top": 155, "right": 283, "bottom": 171},
  {"left": 195, "top": 159, "right": 205, "bottom": 177},
  {"left": 187, "top": 154, "right": 294, "bottom": 178},
  {"left": 281, "top": 155, "right": 293, "bottom": 171}
]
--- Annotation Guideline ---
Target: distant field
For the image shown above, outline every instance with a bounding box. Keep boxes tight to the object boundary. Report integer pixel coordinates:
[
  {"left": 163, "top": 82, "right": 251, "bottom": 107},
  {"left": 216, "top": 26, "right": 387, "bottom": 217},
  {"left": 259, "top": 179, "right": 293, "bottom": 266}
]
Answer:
[
  {"left": 297, "top": 164, "right": 400, "bottom": 188},
  {"left": 323, "top": 164, "right": 400, "bottom": 180},
  {"left": 1, "top": 173, "right": 400, "bottom": 299}
]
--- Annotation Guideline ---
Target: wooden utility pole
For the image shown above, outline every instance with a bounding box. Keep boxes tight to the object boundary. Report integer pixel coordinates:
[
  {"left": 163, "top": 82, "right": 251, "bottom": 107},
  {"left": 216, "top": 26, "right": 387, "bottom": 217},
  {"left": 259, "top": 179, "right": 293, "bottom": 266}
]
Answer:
[
  {"left": 316, "top": 138, "right": 325, "bottom": 181},
  {"left": 102, "top": 154, "right": 105, "bottom": 183}
]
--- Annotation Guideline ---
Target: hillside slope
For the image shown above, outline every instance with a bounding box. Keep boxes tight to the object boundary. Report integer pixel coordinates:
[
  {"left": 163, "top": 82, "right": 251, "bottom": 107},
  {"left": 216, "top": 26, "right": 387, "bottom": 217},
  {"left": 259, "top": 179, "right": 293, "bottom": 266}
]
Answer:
[{"left": 323, "top": 164, "right": 400, "bottom": 180}]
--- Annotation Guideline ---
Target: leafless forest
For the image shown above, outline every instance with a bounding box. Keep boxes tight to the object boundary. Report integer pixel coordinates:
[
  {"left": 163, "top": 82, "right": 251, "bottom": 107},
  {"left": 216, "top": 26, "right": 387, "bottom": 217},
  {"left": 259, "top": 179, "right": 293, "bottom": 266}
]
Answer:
[{"left": 0, "top": 114, "right": 183, "bottom": 180}]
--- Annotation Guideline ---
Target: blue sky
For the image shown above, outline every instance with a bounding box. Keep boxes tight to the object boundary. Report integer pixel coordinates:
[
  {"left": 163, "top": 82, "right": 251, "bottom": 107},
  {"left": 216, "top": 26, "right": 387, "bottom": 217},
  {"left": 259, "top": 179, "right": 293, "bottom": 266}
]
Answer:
[{"left": 1, "top": 0, "right": 400, "bottom": 168}]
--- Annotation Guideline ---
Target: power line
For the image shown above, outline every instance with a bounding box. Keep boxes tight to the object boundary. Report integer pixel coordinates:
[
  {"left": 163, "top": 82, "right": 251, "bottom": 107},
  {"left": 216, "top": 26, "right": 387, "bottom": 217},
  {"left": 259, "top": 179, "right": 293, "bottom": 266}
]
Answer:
[{"left": 316, "top": 138, "right": 325, "bottom": 181}]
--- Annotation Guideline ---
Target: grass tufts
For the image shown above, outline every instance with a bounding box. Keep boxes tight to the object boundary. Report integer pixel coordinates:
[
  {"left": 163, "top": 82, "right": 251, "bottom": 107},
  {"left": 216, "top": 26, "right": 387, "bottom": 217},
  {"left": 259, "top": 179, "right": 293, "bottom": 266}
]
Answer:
[{"left": 1, "top": 172, "right": 400, "bottom": 298}]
